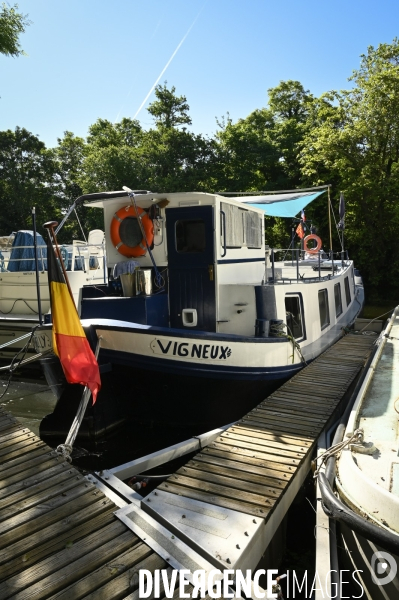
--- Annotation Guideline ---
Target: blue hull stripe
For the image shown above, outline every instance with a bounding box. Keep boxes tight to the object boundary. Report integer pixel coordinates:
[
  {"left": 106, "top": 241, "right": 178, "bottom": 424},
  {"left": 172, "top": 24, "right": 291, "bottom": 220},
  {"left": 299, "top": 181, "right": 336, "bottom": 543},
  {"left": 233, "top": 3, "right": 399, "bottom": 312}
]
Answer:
[{"left": 217, "top": 257, "right": 265, "bottom": 264}]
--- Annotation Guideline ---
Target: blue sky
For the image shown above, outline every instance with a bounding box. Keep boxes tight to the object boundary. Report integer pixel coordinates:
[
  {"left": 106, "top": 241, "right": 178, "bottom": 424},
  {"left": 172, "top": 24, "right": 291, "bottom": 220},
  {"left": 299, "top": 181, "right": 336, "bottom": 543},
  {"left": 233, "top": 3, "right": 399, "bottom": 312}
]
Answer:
[{"left": 1, "top": 0, "right": 399, "bottom": 147}]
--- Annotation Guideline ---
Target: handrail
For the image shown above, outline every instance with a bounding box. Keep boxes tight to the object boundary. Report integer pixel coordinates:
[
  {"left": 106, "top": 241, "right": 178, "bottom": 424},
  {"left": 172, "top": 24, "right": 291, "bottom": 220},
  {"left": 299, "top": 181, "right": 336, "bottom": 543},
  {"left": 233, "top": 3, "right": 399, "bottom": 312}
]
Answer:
[
  {"left": 220, "top": 210, "right": 227, "bottom": 257},
  {"left": 3, "top": 241, "right": 106, "bottom": 273}
]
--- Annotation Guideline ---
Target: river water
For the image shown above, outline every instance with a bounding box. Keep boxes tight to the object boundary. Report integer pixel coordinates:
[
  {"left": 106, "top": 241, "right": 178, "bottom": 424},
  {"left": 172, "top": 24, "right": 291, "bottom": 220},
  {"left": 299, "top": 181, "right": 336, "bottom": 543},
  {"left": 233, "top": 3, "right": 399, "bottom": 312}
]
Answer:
[{"left": 0, "top": 377, "right": 56, "bottom": 437}]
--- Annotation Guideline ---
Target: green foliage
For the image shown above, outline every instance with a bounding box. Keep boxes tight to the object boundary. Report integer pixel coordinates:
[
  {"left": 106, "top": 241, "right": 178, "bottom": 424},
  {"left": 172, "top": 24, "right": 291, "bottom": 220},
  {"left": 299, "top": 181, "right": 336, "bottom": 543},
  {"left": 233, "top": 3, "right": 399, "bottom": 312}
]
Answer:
[
  {"left": 0, "top": 127, "right": 57, "bottom": 236},
  {"left": 0, "top": 3, "right": 30, "bottom": 57},
  {"left": 147, "top": 82, "right": 192, "bottom": 129},
  {"left": 80, "top": 118, "right": 145, "bottom": 193},
  {"left": 300, "top": 39, "right": 399, "bottom": 297},
  {"left": 52, "top": 131, "right": 102, "bottom": 241},
  {"left": 215, "top": 109, "right": 281, "bottom": 191},
  {"left": 78, "top": 86, "right": 215, "bottom": 195}
]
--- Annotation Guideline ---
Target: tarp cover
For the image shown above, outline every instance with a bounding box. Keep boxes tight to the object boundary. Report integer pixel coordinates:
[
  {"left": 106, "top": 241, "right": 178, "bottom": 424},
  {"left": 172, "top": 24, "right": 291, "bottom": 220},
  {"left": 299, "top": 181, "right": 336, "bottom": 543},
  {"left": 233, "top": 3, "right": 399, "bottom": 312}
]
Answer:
[
  {"left": 8, "top": 230, "right": 47, "bottom": 272},
  {"left": 231, "top": 190, "right": 325, "bottom": 218}
]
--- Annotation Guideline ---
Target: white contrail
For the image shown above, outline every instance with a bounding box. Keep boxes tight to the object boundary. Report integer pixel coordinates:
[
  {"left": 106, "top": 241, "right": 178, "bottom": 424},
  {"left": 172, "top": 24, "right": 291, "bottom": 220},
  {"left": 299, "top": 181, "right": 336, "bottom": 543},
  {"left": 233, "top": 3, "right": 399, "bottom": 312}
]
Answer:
[
  {"left": 133, "top": 5, "right": 205, "bottom": 120},
  {"left": 114, "top": 17, "right": 164, "bottom": 123}
]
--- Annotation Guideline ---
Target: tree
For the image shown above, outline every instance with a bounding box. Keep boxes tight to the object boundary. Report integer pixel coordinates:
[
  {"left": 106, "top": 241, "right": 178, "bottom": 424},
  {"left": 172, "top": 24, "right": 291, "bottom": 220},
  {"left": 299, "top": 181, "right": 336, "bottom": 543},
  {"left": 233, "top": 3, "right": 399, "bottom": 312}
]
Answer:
[
  {"left": 267, "top": 80, "right": 315, "bottom": 187},
  {"left": 214, "top": 109, "right": 281, "bottom": 192},
  {"left": 0, "top": 127, "right": 57, "bottom": 235},
  {"left": 300, "top": 39, "right": 399, "bottom": 298},
  {"left": 0, "top": 3, "right": 30, "bottom": 57},
  {"left": 51, "top": 132, "right": 102, "bottom": 241},
  {"left": 78, "top": 118, "right": 149, "bottom": 198},
  {"left": 143, "top": 84, "right": 216, "bottom": 191},
  {"left": 147, "top": 83, "right": 192, "bottom": 129}
]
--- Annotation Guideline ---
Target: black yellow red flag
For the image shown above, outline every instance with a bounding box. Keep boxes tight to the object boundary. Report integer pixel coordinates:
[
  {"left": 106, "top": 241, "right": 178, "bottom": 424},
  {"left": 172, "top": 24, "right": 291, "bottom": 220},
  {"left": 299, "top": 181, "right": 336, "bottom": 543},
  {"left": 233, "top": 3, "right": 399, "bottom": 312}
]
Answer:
[
  {"left": 296, "top": 222, "right": 305, "bottom": 239},
  {"left": 46, "top": 238, "right": 101, "bottom": 403}
]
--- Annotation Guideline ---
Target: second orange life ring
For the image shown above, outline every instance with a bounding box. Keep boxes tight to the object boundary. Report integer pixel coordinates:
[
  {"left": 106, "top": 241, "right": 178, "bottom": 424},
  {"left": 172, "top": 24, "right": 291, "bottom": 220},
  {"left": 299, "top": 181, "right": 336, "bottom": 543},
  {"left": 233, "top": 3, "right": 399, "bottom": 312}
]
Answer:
[
  {"left": 303, "top": 234, "right": 322, "bottom": 254},
  {"left": 110, "top": 205, "right": 154, "bottom": 258}
]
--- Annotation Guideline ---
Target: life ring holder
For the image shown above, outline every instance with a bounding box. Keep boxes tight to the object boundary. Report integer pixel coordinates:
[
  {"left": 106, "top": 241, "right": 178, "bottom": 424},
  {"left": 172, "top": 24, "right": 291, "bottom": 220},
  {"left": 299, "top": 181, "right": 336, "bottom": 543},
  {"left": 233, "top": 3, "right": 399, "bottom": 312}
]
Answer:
[
  {"left": 110, "top": 205, "right": 154, "bottom": 258},
  {"left": 303, "top": 234, "right": 322, "bottom": 254}
]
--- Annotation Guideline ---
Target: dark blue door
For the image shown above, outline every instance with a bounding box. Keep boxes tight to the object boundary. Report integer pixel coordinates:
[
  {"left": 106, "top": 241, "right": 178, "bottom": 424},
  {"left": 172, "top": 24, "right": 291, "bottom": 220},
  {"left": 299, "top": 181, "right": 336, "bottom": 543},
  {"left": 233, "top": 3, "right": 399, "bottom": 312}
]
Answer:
[{"left": 166, "top": 206, "right": 216, "bottom": 331}]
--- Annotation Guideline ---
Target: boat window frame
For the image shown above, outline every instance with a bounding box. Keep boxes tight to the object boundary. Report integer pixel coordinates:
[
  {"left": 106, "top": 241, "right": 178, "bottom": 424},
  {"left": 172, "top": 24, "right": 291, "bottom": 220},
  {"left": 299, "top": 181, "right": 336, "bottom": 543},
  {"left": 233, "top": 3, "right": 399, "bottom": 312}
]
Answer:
[
  {"left": 175, "top": 218, "right": 207, "bottom": 254},
  {"left": 284, "top": 292, "right": 306, "bottom": 342},
  {"left": 344, "top": 275, "right": 351, "bottom": 306},
  {"left": 220, "top": 202, "right": 263, "bottom": 250},
  {"left": 318, "top": 288, "right": 330, "bottom": 330},
  {"left": 334, "top": 282, "right": 343, "bottom": 317}
]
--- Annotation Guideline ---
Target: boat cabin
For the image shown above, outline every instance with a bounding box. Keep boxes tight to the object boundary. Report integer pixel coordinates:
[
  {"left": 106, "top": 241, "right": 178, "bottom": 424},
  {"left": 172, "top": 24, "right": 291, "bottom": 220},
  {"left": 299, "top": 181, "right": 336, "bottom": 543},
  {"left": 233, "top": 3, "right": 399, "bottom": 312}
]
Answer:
[
  {"left": 81, "top": 191, "right": 266, "bottom": 336},
  {"left": 80, "top": 189, "right": 361, "bottom": 352}
]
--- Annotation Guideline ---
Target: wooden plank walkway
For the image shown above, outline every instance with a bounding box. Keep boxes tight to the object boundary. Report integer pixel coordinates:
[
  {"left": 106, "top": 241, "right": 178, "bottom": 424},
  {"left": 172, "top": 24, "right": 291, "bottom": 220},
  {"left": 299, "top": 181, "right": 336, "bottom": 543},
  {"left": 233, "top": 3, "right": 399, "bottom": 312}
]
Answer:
[
  {"left": 0, "top": 410, "right": 174, "bottom": 599},
  {"left": 0, "top": 332, "right": 376, "bottom": 597},
  {"left": 157, "top": 334, "right": 376, "bottom": 527}
]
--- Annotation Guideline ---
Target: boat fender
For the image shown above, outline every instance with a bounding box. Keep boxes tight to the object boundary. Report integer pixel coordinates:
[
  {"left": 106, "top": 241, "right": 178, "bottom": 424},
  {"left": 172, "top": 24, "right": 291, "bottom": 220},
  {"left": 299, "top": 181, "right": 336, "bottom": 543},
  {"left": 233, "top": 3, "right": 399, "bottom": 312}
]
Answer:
[
  {"left": 303, "top": 234, "right": 322, "bottom": 254},
  {"left": 110, "top": 205, "right": 154, "bottom": 258}
]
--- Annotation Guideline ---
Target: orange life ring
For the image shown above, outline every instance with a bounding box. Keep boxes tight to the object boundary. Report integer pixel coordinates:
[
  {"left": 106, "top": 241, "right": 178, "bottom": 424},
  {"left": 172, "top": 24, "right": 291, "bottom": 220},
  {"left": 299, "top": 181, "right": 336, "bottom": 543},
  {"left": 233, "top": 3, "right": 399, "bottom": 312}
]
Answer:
[
  {"left": 110, "top": 205, "right": 154, "bottom": 257},
  {"left": 303, "top": 234, "right": 322, "bottom": 254}
]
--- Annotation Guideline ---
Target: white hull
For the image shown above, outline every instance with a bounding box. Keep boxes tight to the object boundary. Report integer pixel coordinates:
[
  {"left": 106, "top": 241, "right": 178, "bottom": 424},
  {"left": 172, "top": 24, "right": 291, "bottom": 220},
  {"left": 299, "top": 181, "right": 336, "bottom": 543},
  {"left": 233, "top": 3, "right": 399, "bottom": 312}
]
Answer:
[{"left": 328, "top": 308, "right": 399, "bottom": 598}]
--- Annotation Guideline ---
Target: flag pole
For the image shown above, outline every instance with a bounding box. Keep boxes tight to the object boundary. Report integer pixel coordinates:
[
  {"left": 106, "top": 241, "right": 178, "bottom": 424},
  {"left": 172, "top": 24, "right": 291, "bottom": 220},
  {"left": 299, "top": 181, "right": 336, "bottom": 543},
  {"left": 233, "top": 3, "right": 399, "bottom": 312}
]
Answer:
[
  {"left": 32, "top": 207, "right": 43, "bottom": 325},
  {"left": 327, "top": 185, "right": 333, "bottom": 259},
  {"left": 43, "top": 221, "right": 74, "bottom": 302}
]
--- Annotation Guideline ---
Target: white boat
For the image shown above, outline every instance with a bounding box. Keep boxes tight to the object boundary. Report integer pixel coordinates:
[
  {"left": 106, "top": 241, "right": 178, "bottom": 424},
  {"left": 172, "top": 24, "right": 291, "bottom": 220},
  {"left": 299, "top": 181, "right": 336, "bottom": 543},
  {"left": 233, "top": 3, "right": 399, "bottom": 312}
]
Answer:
[
  {"left": 318, "top": 307, "right": 399, "bottom": 599},
  {"left": 34, "top": 187, "right": 365, "bottom": 449},
  {"left": 0, "top": 229, "right": 106, "bottom": 362}
]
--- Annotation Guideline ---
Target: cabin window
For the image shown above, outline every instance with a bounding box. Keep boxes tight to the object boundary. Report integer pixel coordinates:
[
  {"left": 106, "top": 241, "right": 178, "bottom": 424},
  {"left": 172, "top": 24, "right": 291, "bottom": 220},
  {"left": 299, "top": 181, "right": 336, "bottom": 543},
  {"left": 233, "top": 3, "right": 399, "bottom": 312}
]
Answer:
[
  {"left": 344, "top": 276, "right": 351, "bottom": 305},
  {"left": 318, "top": 289, "right": 330, "bottom": 330},
  {"left": 334, "top": 283, "right": 343, "bottom": 317},
  {"left": 221, "top": 202, "right": 262, "bottom": 249},
  {"left": 243, "top": 211, "right": 262, "bottom": 248},
  {"left": 285, "top": 295, "right": 304, "bottom": 339},
  {"left": 175, "top": 219, "right": 206, "bottom": 253}
]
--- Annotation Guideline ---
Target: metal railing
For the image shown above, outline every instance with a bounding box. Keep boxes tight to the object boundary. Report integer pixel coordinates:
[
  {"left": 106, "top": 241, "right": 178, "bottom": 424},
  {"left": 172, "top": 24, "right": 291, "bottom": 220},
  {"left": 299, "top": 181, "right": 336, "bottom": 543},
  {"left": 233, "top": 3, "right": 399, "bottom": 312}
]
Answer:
[
  {"left": 268, "top": 248, "right": 350, "bottom": 284},
  {"left": 0, "top": 241, "right": 106, "bottom": 275}
]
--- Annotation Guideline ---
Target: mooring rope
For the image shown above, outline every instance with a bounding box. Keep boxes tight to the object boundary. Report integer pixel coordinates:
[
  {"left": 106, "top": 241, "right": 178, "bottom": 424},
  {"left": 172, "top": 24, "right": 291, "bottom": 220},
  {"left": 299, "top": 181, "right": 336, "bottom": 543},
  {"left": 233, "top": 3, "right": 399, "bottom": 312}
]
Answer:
[{"left": 313, "top": 428, "right": 364, "bottom": 478}]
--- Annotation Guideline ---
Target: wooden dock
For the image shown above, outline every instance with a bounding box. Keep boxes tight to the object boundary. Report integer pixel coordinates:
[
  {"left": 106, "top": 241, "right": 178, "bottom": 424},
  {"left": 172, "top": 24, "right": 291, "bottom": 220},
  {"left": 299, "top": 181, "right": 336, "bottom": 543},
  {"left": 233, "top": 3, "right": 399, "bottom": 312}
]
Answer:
[
  {"left": 0, "top": 409, "right": 170, "bottom": 599},
  {"left": 0, "top": 332, "right": 376, "bottom": 597},
  {"left": 146, "top": 333, "right": 377, "bottom": 557}
]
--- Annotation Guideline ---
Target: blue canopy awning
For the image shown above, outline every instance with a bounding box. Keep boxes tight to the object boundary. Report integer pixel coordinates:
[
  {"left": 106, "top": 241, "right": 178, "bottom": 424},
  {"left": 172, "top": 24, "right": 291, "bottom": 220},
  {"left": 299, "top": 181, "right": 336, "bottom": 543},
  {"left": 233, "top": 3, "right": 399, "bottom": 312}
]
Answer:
[{"left": 230, "top": 190, "right": 326, "bottom": 218}]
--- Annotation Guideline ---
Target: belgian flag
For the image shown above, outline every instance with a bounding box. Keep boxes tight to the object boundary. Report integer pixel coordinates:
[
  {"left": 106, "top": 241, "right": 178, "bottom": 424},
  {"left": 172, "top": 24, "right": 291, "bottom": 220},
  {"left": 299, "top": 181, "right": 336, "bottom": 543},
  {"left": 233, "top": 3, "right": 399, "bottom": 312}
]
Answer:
[{"left": 46, "top": 237, "right": 101, "bottom": 403}]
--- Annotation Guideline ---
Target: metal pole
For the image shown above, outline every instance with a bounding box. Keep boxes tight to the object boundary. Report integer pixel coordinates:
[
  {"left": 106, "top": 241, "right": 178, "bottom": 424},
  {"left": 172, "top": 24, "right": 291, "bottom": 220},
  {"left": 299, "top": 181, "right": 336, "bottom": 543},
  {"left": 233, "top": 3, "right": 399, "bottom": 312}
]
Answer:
[
  {"left": 291, "top": 227, "right": 295, "bottom": 265},
  {"left": 271, "top": 248, "right": 275, "bottom": 282},
  {"left": 327, "top": 185, "right": 333, "bottom": 261},
  {"left": 296, "top": 248, "right": 299, "bottom": 282},
  {"left": 318, "top": 250, "right": 321, "bottom": 281},
  {"left": 32, "top": 207, "right": 43, "bottom": 325},
  {"left": 44, "top": 221, "right": 75, "bottom": 302},
  {"left": 341, "top": 228, "right": 345, "bottom": 267}
]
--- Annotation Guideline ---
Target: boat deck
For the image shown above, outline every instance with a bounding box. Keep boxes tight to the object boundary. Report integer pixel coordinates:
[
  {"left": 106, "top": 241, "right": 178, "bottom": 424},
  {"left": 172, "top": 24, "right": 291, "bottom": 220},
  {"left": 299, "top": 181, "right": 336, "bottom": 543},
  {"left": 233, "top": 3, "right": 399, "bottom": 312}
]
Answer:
[
  {"left": 0, "top": 332, "right": 376, "bottom": 598},
  {"left": 275, "top": 259, "right": 347, "bottom": 281}
]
